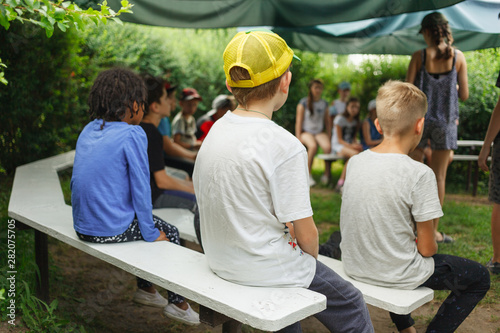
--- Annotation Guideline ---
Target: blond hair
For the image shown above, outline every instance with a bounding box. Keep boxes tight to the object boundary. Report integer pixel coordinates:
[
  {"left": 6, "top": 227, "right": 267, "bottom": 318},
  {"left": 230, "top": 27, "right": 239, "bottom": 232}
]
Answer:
[
  {"left": 376, "top": 81, "right": 427, "bottom": 137},
  {"left": 229, "top": 66, "right": 284, "bottom": 108}
]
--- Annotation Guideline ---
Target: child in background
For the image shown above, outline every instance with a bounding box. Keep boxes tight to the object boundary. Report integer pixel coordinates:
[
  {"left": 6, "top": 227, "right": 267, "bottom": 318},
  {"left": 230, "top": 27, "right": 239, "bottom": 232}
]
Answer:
[
  {"left": 328, "top": 81, "right": 351, "bottom": 125},
  {"left": 295, "top": 79, "right": 332, "bottom": 186},
  {"left": 360, "top": 99, "right": 382, "bottom": 150},
  {"left": 71, "top": 68, "right": 200, "bottom": 325},
  {"left": 478, "top": 69, "right": 500, "bottom": 274},
  {"left": 340, "top": 80, "right": 489, "bottom": 333},
  {"left": 172, "top": 88, "right": 203, "bottom": 150},
  {"left": 196, "top": 94, "right": 235, "bottom": 140},
  {"left": 331, "top": 97, "right": 363, "bottom": 191},
  {"left": 140, "top": 75, "right": 202, "bottom": 252},
  {"left": 193, "top": 29, "right": 373, "bottom": 333},
  {"left": 158, "top": 83, "right": 197, "bottom": 178}
]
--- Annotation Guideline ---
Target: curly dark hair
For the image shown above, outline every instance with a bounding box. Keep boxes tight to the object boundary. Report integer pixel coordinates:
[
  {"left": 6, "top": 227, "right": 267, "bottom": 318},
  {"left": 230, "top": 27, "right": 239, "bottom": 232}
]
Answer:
[{"left": 88, "top": 68, "right": 147, "bottom": 127}]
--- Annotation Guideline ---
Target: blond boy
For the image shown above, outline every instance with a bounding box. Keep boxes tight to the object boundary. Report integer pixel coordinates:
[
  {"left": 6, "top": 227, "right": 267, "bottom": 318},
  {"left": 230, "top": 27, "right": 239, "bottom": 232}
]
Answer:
[
  {"left": 340, "top": 81, "right": 489, "bottom": 333},
  {"left": 193, "top": 29, "right": 373, "bottom": 333}
]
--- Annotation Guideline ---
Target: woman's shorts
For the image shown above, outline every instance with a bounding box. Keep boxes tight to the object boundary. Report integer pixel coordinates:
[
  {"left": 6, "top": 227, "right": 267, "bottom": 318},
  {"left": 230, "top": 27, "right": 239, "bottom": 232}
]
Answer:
[
  {"left": 489, "top": 136, "right": 500, "bottom": 204},
  {"left": 417, "top": 121, "right": 457, "bottom": 151}
]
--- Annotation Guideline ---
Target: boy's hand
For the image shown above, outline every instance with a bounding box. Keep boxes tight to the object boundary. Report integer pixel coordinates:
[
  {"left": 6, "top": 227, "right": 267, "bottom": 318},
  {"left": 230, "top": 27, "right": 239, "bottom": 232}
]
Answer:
[{"left": 155, "top": 230, "right": 170, "bottom": 242}]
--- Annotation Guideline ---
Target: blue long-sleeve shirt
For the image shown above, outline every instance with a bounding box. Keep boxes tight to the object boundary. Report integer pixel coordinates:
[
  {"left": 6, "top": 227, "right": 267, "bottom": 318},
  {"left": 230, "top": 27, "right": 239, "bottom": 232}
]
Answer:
[{"left": 71, "top": 119, "right": 160, "bottom": 242}]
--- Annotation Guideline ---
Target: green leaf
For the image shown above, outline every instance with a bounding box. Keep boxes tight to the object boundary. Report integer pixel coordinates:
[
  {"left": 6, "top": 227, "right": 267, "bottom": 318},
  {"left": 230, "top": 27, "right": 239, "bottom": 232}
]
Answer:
[
  {"left": 22, "top": 0, "right": 35, "bottom": 9},
  {"left": 89, "top": 15, "right": 99, "bottom": 26},
  {"left": 56, "top": 21, "right": 66, "bottom": 31},
  {"left": 100, "top": 16, "right": 106, "bottom": 24},
  {"left": 54, "top": 7, "right": 65, "bottom": 21},
  {"left": 61, "top": 1, "right": 71, "bottom": 8},
  {"left": 6, "top": 0, "right": 19, "bottom": 7},
  {"left": 111, "top": 17, "right": 122, "bottom": 25},
  {"left": 0, "top": 12, "right": 11, "bottom": 30},
  {"left": 45, "top": 24, "right": 54, "bottom": 37}
]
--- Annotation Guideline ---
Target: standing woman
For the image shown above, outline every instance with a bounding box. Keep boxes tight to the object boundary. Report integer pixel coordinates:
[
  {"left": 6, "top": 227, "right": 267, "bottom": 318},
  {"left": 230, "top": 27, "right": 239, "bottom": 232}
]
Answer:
[
  {"left": 295, "top": 79, "right": 332, "bottom": 186},
  {"left": 407, "top": 12, "right": 469, "bottom": 243}
]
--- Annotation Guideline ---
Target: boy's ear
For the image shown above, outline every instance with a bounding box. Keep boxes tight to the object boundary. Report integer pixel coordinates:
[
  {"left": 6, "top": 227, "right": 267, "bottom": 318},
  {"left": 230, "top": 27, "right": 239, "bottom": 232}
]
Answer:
[
  {"left": 225, "top": 80, "right": 233, "bottom": 93},
  {"left": 415, "top": 117, "right": 425, "bottom": 134},
  {"left": 374, "top": 118, "right": 383, "bottom": 135},
  {"left": 280, "top": 71, "right": 292, "bottom": 94}
]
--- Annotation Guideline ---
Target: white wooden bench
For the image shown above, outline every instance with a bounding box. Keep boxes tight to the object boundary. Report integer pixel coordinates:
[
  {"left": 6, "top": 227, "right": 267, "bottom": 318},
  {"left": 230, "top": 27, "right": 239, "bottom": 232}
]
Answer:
[
  {"left": 316, "top": 152, "right": 345, "bottom": 163},
  {"left": 8, "top": 151, "right": 434, "bottom": 331}
]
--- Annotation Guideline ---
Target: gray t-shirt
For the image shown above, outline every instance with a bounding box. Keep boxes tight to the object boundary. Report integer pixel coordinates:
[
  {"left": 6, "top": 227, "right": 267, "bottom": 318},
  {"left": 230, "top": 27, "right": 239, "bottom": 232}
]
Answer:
[
  {"left": 340, "top": 150, "right": 442, "bottom": 289},
  {"left": 299, "top": 97, "right": 328, "bottom": 135}
]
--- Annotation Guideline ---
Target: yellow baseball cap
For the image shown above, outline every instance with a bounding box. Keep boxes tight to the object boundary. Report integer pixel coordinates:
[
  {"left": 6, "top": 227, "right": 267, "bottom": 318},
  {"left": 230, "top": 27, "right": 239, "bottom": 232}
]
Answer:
[{"left": 223, "top": 28, "right": 300, "bottom": 88}]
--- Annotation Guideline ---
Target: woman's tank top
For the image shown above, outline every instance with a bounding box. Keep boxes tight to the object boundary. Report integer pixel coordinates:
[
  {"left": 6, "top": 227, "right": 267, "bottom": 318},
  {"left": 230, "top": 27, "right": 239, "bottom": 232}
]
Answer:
[{"left": 414, "top": 49, "right": 459, "bottom": 124}]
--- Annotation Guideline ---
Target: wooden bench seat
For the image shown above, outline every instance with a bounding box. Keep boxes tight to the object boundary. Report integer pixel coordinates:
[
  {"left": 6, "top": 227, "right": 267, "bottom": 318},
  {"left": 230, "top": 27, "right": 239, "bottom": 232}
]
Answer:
[{"left": 8, "top": 150, "right": 434, "bottom": 331}]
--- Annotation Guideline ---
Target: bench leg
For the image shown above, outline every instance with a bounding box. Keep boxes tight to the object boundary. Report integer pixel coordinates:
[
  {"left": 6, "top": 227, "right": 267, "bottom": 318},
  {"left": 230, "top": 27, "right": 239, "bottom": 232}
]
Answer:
[
  {"left": 35, "top": 230, "right": 50, "bottom": 303},
  {"left": 199, "top": 305, "right": 242, "bottom": 333},
  {"left": 222, "top": 320, "right": 242, "bottom": 333},
  {"left": 466, "top": 161, "right": 472, "bottom": 193}
]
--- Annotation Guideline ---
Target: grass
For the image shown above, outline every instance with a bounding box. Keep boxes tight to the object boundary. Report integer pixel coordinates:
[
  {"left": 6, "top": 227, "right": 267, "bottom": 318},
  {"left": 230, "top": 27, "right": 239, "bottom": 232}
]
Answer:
[{"left": 0, "top": 157, "right": 498, "bottom": 331}]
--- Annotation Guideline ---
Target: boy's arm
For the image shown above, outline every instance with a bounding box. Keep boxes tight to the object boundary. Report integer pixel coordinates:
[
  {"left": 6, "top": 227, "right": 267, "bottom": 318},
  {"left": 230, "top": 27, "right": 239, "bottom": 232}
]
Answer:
[
  {"left": 416, "top": 220, "right": 438, "bottom": 257},
  {"left": 163, "top": 135, "right": 197, "bottom": 161},
  {"left": 154, "top": 169, "right": 195, "bottom": 194},
  {"left": 479, "top": 95, "right": 500, "bottom": 172},
  {"left": 293, "top": 216, "right": 319, "bottom": 259},
  {"left": 173, "top": 133, "right": 191, "bottom": 149}
]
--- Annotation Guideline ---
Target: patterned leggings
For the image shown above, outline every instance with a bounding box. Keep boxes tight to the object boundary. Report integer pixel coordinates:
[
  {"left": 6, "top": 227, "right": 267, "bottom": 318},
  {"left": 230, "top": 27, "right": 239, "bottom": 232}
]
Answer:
[
  {"left": 76, "top": 215, "right": 184, "bottom": 304},
  {"left": 390, "top": 254, "right": 490, "bottom": 332}
]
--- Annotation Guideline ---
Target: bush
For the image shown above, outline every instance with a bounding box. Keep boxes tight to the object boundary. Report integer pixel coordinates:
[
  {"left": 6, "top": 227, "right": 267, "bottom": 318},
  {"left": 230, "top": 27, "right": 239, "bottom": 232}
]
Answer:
[{"left": 0, "top": 22, "right": 87, "bottom": 174}]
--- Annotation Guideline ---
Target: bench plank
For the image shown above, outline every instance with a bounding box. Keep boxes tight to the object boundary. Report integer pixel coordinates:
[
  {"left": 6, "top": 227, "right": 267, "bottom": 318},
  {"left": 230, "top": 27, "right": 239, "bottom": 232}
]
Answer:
[
  {"left": 152, "top": 208, "right": 199, "bottom": 244},
  {"left": 316, "top": 153, "right": 344, "bottom": 161},
  {"left": 10, "top": 204, "right": 325, "bottom": 331},
  {"left": 317, "top": 256, "right": 433, "bottom": 315},
  {"left": 8, "top": 151, "right": 326, "bottom": 331}
]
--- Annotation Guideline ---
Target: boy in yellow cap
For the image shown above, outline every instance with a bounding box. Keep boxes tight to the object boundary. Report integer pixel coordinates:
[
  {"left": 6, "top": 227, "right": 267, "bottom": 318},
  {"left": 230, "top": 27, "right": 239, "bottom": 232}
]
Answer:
[{"left": 193, "top": 29, "right": 373, "bottom": 332}]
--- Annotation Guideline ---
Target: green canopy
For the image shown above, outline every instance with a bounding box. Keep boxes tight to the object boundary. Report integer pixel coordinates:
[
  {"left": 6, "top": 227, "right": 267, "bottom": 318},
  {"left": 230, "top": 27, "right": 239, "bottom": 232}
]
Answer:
[
  {"left": 273, "top": 0, "right": 500, "bottom": 54},
  {"left": 108, "top": 0, "right": 463, "bottom": 29}
]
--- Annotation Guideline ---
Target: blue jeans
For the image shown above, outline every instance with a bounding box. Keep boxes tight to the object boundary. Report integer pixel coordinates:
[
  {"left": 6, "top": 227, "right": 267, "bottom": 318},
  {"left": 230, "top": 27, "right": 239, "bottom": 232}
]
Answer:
[{"left": 390, "top": 254, "right": 490, "bottom": 332}]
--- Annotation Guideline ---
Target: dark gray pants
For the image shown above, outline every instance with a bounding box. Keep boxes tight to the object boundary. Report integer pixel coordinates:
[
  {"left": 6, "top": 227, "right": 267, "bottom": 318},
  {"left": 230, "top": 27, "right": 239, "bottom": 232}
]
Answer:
[{"left": 279, "top": 260, "right": 374, "bottom": 333}]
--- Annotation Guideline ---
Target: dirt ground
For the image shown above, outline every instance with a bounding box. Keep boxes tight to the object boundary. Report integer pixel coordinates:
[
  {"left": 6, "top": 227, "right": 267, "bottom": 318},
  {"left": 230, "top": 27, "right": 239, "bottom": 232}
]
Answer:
[{"left": 9, "top": 236, "right": 491, "bottom": 333}]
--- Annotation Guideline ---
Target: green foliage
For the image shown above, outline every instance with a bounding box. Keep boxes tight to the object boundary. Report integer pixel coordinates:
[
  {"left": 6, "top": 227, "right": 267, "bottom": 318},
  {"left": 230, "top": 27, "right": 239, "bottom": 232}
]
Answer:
[
  {"left": 0, "top": 0, "right": 133, "bottom": 84},
  {"left": 20, "top": 282, "right": 84, "bottom": 332},
  {"left": 0, "top": 22, "right": 89, "bottom": 174}
]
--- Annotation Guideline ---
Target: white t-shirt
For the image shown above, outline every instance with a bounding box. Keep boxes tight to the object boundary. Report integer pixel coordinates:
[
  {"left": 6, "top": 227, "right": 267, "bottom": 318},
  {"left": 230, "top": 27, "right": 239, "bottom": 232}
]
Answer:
[
  {"left": 193, "top": 111, "right": 316, "bottom": 288},
  {"left": 340, "top": 150, "right": 442, "bottom": 289},
  {"left": 299, "top": 97, "right": 328, "bottom": 135}
]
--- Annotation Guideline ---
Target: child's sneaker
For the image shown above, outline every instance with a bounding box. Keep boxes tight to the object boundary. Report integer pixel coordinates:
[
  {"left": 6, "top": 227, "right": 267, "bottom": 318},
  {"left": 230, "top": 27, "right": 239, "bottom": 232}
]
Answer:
[
  {"left": 132, "top": 289, "right": 168, "bottom": 308},
  {"left": 486, "top": 258, "right": 500, "bottom": 274},
  {"left": 163, "top": 303, "right": 200, "bottom": 326}
]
